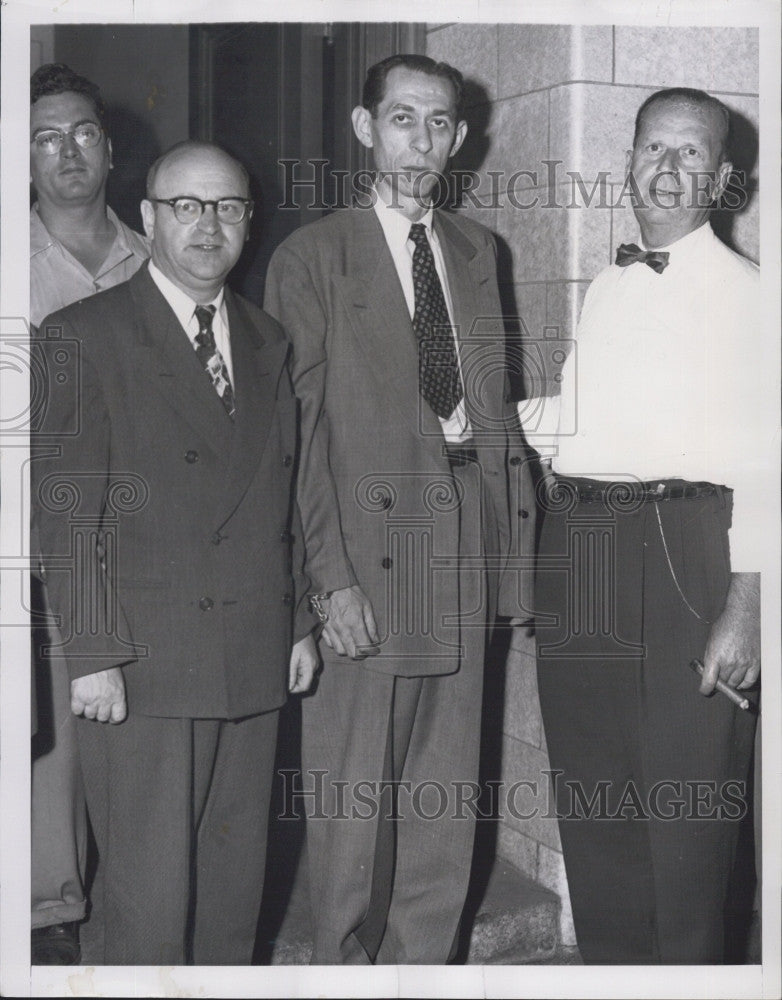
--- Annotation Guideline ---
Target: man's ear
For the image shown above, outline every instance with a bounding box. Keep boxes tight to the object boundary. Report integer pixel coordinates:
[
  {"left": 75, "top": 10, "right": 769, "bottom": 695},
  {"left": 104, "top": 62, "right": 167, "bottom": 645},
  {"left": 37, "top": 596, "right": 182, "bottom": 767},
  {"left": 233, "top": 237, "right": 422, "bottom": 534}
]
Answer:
[
  {"left": 625, "top": 148, "right": 633, "bottom": 174},
  {"left": 713, "top": 159, "right": 733, "bottom": 202},
  {"left": 140, "top": 199, "right": 155, "bottom": 241},
  {"left": 450, "top": 120, "right": 468, "bottom": 159},
  {"left": 107, "top": 137, "right": 114, "bottom": 170},
  {"left": 351, "top": 105, "right": 374, "bottom": 149}
]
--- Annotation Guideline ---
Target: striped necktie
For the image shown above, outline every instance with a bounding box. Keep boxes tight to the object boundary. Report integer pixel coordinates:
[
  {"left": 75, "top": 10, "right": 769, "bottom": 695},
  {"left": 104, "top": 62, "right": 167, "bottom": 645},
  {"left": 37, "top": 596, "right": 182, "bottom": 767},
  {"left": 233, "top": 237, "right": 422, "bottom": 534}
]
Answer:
[{"left": 194, "top": 304, "right": 235, "bottom": 419}]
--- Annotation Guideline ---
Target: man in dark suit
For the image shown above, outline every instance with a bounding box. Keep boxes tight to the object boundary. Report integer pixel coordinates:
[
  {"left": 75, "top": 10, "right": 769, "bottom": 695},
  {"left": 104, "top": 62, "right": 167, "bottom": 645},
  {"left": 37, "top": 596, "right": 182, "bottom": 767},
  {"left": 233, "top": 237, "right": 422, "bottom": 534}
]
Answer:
[
  {"left": 32, "top": 140, "right": 317, "bottom": 965},
  {"left": 264, "top": 54, "right": 536, "bottom": 964}
]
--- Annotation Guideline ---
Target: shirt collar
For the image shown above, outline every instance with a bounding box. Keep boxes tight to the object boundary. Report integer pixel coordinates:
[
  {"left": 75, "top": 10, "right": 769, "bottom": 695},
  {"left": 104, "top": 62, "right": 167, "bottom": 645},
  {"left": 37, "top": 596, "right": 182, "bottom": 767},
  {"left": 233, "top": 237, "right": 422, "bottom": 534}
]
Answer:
[
  {"left": 108, "top": 206, "right": 149, "bottom": 258},
  {"left": 372, "top": 186, "right": 436, "bottom": 254},
  {"left": 147, "top": 260, "right": 225, "bottom": 331},
  {"left": 639, "top": 220, "right": 712, "bottom": 255},
  {"left": 30, "top": 202, "right": 149, "bottom": 261},
  {"left": 30, "top": 204, "right": 54, "bottom": 257}
]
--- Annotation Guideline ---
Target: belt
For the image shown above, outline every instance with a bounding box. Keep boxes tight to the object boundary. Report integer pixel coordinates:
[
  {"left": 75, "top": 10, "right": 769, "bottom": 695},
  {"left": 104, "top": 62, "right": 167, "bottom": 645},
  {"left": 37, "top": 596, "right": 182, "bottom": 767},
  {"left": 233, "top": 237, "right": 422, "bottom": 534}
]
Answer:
[
  {"left": 444, "top": 442, "right": 478, "bottom": 468},
  {"left": 556, "top": 477, "right": 725, "bottom": 504}
]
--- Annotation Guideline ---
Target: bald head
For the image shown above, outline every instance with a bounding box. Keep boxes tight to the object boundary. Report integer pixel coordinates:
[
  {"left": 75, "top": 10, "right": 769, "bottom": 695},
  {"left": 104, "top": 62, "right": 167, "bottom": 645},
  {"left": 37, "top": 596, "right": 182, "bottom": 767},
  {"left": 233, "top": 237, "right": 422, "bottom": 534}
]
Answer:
[
  {"left": 146, "top": 140, "right": 250, "bottom": 200},
  {"left": 633, "top": 88, "right": 731, "bottom": 163}
]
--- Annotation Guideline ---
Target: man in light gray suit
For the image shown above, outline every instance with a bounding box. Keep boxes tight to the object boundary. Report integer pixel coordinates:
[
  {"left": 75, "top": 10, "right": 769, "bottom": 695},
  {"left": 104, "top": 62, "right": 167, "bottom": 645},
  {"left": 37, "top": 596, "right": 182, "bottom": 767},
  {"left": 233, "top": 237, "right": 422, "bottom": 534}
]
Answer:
[{"left": 265, "top": 53, "right": 536, "bottom": 964}]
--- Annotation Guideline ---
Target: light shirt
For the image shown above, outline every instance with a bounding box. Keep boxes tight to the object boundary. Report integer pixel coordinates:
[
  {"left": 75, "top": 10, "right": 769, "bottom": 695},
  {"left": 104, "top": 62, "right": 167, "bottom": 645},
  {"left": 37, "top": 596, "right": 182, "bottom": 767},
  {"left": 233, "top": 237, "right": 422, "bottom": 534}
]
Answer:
[
  {"left": 147, "top": 260, "right": 233, "bottom": 384},
  {"left": 519, "top": 223, "right": 770, "bottom": 572},
  {"left": 30, "top": 203, "right": 149, "bottom": 327},
  {"left": 372, "top": 190, "right": 472, "bottom": 443}
]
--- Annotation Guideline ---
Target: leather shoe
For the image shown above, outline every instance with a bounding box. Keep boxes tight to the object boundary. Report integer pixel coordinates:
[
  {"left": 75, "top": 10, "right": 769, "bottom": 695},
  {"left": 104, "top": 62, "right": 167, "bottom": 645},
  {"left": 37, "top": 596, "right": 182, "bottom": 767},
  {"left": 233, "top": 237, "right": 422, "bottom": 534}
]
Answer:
[{"left": 31, "top": 922, "right": 81, "bottom": 965}]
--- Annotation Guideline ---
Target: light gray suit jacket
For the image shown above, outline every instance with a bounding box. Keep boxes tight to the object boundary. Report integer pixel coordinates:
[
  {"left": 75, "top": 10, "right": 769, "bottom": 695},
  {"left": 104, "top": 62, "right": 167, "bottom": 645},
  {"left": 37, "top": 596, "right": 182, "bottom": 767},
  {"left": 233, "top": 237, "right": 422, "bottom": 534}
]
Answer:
[{"left": 265, "top": 206, "right": 535, "bottom": 678}]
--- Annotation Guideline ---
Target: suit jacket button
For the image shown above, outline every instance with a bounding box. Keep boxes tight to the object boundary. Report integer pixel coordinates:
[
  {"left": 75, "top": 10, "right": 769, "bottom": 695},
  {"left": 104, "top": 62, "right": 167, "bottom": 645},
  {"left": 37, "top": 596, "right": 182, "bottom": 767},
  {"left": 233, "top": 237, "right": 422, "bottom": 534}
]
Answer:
[
  {"left": 280, "top": 529, "right": 291, "bottom": 543},
  {"left": 282, "top": 454, "right": 293, "bottom": 467},
  {"left": 282, "top": 592, "right": 293, "bottom": 605},
  {"left": 185, "top": 450, "right": 199, "bottom": 464},
  {"left": 199, "top": 596, "right": 214, "bottom": 611},
  {"left": 211, "top": 532, "right": 222, "bottom": 545},
  {"left": 518, "top": 509, "right": 529, "bottom": 518},
  {"left": 509, "top": 455, "right": 522, "bottom": 466},
  {"left": 381, "top": 557, "right": 393, "bottom": 569}
]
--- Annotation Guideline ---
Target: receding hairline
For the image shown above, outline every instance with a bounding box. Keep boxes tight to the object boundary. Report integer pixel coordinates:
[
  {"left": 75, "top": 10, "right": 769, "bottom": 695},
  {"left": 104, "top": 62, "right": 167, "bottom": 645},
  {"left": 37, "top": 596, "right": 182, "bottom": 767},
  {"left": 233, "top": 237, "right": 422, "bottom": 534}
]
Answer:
[
  {"left": 633, "top": 92, "right": 732, "bottom": 161},
  {"left": 146, "top": 141, "right": 250, "bottom": 198}
]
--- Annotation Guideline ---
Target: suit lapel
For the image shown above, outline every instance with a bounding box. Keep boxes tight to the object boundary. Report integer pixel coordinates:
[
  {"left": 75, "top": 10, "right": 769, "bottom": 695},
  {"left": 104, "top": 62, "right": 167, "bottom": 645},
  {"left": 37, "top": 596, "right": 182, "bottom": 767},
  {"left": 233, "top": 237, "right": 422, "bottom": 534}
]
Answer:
[
  {"left": 129, "top": 266, "right": 287, "bottom": 523},
  {"left": 218, "top": 288, "right": 288, "bottom": 523},
  {"left": 332, "top": 209, "right": 443, "bottom": 448},
  {"left": 435, "top": 211, "right": 499, "bottom": 430},
  {"left": 129, "top": 266, "right": 233, "bottom": 458},
  {"left": 434, "top": 210, "right": 494, "bottom": 349}
]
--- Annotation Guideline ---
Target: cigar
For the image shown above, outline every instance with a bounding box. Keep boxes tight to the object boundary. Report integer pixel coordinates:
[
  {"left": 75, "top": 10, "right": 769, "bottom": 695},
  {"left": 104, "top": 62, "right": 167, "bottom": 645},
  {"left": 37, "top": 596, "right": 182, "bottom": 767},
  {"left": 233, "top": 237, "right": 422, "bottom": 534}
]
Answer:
[{"left": 689, "top": 658, "right": 750, "bottom": 711}]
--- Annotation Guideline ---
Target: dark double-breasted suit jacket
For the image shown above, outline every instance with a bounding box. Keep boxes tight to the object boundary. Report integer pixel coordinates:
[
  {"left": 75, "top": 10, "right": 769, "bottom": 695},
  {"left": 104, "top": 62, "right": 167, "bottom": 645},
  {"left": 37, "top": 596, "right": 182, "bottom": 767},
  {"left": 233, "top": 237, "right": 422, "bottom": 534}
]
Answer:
[{"left": 33, "top": 263, "right": 310, "bottom": 719}]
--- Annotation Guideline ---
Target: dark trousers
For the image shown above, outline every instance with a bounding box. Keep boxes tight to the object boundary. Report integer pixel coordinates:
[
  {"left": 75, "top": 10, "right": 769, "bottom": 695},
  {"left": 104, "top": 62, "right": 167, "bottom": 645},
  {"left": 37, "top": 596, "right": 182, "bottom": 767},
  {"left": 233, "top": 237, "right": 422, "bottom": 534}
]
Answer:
[
  {"left": 77, "top": 708, "right": 278, "bottom": 965},
  {"left": 536, "top": 481, "right": 757, "bottom": 964}
]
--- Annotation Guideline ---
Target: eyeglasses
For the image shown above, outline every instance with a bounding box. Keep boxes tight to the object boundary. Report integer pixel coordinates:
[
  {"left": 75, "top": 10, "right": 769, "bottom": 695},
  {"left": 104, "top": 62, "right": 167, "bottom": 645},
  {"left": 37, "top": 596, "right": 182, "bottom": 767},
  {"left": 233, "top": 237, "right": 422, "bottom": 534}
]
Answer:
[
  {"left": 148, "top": 197, "right": 254, "bottom": 225},
  {"left": 31, "top": 123, "right": 103, "bottom": 155}
]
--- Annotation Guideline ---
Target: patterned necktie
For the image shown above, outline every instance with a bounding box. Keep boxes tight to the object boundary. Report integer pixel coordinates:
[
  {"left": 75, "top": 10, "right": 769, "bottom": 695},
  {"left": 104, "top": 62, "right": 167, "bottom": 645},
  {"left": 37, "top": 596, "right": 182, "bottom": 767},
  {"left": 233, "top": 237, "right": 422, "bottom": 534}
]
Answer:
[
  {"left": 409, "top": 222, "right": 463, "bottom": 420},
  {"left": 193, "top": 304, "right": 235, "bottom": 419},
  {"left": 615, "top": 243, "right": 670, "bottom": 274}
]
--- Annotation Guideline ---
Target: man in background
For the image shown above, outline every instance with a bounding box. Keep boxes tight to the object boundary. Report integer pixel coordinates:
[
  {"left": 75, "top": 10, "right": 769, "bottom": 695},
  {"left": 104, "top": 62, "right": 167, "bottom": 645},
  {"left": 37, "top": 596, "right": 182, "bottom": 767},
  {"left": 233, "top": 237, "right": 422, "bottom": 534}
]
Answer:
[
  {"left": 528, "top": 87, "right": 766, "bottom": 963},
  {"left": 29, "top": 62, "right": 149, "bottom": 964}
]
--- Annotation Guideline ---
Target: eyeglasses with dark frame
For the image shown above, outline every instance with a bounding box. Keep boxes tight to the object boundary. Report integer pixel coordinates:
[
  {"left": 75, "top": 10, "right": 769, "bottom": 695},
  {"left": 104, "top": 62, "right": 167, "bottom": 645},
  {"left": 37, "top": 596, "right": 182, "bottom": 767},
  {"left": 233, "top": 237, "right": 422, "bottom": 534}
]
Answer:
[
  {"left": 148, "top": 197, "right": 254, "bottom": 225},
  {"left": 31, "top": 123, "right": 104, "bottom": 155}
]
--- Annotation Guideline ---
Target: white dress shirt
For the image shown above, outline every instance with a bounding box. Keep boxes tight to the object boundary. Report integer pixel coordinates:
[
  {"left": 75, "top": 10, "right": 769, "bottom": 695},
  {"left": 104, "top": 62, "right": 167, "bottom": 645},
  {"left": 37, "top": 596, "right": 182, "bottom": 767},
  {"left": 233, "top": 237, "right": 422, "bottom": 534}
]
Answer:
[
  {"left": 373, "top": 191, "right": 472, "bottom": 443},
  {"left": 519, "top": 223, "right": 770, "bottom": 572},
  {"left": 147, "top": 260, "right": 233, "bottom": 384}
]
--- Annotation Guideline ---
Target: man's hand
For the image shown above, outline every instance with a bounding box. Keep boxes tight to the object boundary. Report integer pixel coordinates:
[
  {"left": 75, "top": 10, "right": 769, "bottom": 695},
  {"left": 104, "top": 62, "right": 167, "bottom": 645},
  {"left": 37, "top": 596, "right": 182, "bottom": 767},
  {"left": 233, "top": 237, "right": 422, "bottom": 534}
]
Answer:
[
  {"left": 701, "top": 573, "right": 760, "bottom": 694},
  {"left": 71, "top": 667, "right": 127, "bottom": 723},
  {"left": 289, "top": 633, "right": 319, "bottom": 693},
  {"left": 320, "top": 585, "right": 380, "bottom": 659}
]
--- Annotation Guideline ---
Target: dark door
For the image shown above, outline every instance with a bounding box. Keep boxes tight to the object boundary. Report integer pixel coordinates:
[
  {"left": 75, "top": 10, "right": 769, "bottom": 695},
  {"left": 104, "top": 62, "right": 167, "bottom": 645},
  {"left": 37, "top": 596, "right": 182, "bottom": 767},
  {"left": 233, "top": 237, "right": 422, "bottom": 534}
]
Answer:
[{"left": 190, "top": 21, "right": 424, "bottom": 304}]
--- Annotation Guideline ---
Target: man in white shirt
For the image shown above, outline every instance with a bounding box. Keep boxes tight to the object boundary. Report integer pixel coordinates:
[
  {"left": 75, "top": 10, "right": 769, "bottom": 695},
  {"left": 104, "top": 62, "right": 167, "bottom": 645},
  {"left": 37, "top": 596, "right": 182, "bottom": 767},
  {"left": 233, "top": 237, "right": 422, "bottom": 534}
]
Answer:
[
  {"left": 32, "top": 141, "right": 317, "bottom": 964},
  {"left": 264, "top": 54, "right": 535, "bottom": 963},
  {"left": 29, "top": 63, "right": 149, "bottom": 965},
  {"left": 526, "top": 88, "right": 766, "bottom": 963}
]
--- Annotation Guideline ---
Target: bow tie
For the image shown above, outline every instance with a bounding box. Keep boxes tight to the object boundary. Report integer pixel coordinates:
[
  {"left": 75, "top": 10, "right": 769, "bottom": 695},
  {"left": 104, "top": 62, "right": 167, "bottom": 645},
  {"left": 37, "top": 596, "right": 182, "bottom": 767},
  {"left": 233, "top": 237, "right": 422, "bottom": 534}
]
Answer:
[{"left": 615, "top": 243, "right": 670, "bottom": 274}]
